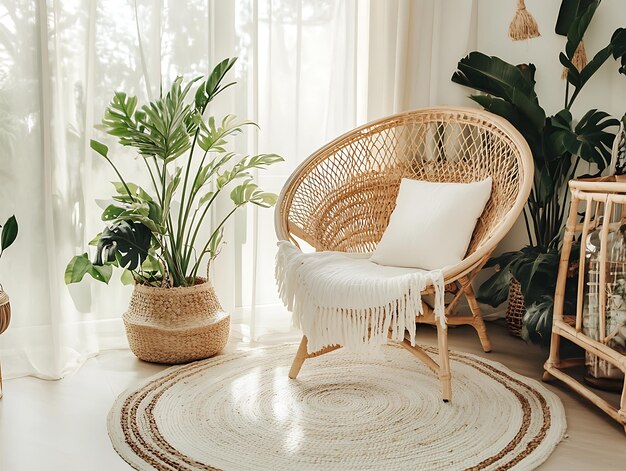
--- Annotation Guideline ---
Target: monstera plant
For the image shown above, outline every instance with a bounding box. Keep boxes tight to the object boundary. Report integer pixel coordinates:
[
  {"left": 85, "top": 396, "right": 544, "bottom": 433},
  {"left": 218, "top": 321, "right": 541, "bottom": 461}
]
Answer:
[
  {"left": 65, "top": 58, "right": 283, "bottom": 363},
  {"left": 452, "top": 0, "right": 626, "bottom": 345}
]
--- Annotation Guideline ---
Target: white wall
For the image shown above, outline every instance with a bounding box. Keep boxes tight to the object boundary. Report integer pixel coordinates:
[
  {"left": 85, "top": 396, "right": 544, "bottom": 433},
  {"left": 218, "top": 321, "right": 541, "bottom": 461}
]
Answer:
[{"left": 475, "top": 0, "right": 626, "bottom": 255}]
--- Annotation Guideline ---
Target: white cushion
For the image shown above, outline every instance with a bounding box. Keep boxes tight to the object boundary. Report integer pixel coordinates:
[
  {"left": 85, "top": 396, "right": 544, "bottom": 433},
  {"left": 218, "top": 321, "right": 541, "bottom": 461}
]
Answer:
[{"left": 370, "top": 177, "right": 492, "bottom": 270}]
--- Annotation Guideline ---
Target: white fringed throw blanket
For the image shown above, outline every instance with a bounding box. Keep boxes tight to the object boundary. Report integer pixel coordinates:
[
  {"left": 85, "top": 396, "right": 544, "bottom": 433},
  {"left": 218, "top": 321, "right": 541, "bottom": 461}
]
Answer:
[{"left": 275, "top": 241, "right": 446, "bottom": 354}]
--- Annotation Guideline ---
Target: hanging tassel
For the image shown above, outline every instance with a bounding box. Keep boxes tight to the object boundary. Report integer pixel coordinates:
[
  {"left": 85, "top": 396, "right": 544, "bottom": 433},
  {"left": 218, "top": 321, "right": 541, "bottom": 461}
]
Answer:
[
  {"left": 562, "top": 40, "right": 588, "bottom": 79},
  {"left": 509, "top": 0, "right": 541, "bottom": 41}
]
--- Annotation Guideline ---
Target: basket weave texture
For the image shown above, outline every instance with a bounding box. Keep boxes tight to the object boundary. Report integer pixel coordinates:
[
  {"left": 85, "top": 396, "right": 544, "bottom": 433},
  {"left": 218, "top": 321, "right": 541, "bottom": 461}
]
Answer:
[
  {"left": 0, "top": 290, "right": 10, "bottom": 398},
  {"left": 506, "top": 278, "right": 525, "bottom": 337},
  {"left": 124, "top": 278, "right": 229, "bottom": 364},
  {"left": 0, "top": 291, "right": 10, "bottom": 335},
  {"left": 276, "top": 107, "right": 532, "bottom": 285}
]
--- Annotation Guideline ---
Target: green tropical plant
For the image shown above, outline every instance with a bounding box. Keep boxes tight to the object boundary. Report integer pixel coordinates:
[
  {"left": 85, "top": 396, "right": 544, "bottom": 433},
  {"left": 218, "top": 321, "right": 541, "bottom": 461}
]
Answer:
[
  {"left": 65, "top": 58, "right": 283, "bottom": 288},
  {"left": 0, "top": 215, "right": 18, "bottom": 263},
  {"left": 452, "top": 0, "right": 626, "bottom": 344}
]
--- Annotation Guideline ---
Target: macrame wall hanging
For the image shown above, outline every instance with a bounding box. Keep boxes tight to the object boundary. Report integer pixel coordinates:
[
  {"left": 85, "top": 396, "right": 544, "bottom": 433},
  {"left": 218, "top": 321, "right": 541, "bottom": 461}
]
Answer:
[{"left": 508, "top": 0, "right": 541, "bottom": 41}]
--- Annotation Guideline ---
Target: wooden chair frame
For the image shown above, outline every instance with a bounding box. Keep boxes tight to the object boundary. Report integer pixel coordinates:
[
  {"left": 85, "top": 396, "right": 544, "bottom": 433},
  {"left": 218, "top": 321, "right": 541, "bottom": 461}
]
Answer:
[{"left": 275, "top": 107, "right": 534, "bottom": 401}]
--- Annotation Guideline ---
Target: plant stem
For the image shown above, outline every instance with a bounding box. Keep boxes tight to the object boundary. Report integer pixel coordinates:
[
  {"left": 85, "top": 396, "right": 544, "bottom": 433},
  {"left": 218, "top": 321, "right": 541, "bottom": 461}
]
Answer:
[
  {"left": 176, "top": 131, "right": 200, "bottom": 251},
  {"left": 522, "top": 207, "right": 534, "bottom": 246},
  {"left": 567, "top": 87, "right": 581, "bottom": 111},
  {"left": 102, "top": 155, "right": 136, "bottom": 203},
  {"left": 142, "top": 156, "right": 162, "bottom": 202},
  {"left": 179, "top": 148, "right": 212, "bottom": 257},
  {"left": 191, "top": 206, "right": 239, "bottom": 279},
  {"left": 183, "top": 188, "right": 223, "bottom": 268}
]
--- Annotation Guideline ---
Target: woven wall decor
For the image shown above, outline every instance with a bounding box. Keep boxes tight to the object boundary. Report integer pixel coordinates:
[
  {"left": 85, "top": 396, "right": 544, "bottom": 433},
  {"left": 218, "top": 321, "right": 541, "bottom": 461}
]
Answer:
[
  {"left": 108, "top": 343, "right": 566, "bottom": 470},
  {"left": 509, "top": 0, "right": 540, "bottom": 41}
]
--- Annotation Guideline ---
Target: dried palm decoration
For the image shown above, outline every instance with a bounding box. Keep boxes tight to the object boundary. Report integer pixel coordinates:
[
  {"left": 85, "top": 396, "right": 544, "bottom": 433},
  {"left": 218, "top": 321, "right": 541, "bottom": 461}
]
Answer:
[
  {"left": 556, "top": 0, "right": 592, "bottom": 79},
  {"left": 562, "top": 40, "right": 588, "bottom": 79},
  {"left": 509, "top": 0, "right": 541, "bottom": 41}
]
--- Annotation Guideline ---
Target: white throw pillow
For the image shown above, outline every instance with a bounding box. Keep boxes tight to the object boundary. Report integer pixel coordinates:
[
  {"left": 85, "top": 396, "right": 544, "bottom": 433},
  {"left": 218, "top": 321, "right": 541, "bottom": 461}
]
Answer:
[{"left": 370, "top": 177, "right": 492, "bottom": 270}]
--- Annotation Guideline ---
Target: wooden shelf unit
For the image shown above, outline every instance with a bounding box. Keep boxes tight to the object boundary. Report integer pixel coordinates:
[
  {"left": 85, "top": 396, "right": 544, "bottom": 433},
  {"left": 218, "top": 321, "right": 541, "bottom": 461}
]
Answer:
[{"left": 544, "top": 176, "right": 626, "bottom": 434}]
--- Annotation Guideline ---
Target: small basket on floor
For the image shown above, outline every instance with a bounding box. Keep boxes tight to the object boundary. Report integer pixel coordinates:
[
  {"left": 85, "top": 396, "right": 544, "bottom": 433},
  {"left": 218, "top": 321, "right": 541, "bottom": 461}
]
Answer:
[
  {"left": 506, "top": 278, "right": 525, "bottom": 337},
  {"left": 123, "top": 278, "right": 230, "bottom": 364}
]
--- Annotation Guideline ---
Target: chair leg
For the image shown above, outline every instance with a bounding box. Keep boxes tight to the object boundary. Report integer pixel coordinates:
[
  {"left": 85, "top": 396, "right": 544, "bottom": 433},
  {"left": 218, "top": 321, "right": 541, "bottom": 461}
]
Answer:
[
  {"left": 289, "top": 336, "right": 309, "bottom": 379},
  {"left": 461, "top": 278, "right": 492, "bottom": 353},
  {"left": 436, "top": 323, "right": 452, "bottom": 402}
]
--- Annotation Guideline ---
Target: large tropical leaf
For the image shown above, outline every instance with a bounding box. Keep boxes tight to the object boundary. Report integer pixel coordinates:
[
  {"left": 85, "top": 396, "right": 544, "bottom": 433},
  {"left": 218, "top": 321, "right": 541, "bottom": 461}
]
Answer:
[
  {"left": 197, "top": 115, "right": 255, "bottom": 153},
  {"left": 452, "top": 52, "right": 546, "bottom": 131},
  {"left": 544, "top": 109, "right": 617, "bottom": 170},
  {"left": 98, "top": 77, "right": 195, "bottom": 162},
  {"left": 509, "top": 247, "right": 561, "bottom": 306},
  {"left": 521, "top": 296, "right": 555, "bottom": 346},
  {"left": 94, "top": 220, "right": 152, "bottom": 271},
  {"left": 195, "top": 58, "right": 237, "bottom": 112},
  {"left": 65, "top": 253, "right": 113, "bottom": 284},
  {"left": 612, "top": 28, "right": 626, "bottom": 75},
  {"left": 564, "top": 0, "right": 600, "bottom": 58},
  {"left": 574, "top": 109, "right": 619, "bottom": 167},
  {"left": 475, "top": 268, "right": 512, "bottom": 307},
  {"left": 0, "top": 215, "right": 18, "bottom": 252},
  {"left": 476, "top": 249, "right": 524, "bottom": 307},
  {"left": 469, "top": 94, "right": 542, "bottom": 157},
  {"left": 555, "top": 0, "right": 595, "bottom": 36}
]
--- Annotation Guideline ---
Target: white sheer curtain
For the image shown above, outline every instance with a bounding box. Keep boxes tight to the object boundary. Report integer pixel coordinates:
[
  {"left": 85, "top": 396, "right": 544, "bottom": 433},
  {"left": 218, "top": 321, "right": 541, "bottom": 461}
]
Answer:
[
  {"left": 0, "top": 0, "right": 477, "bottom": 380},
  {"left": 241, "top": 0, "right": 478, "bottom": 341}
]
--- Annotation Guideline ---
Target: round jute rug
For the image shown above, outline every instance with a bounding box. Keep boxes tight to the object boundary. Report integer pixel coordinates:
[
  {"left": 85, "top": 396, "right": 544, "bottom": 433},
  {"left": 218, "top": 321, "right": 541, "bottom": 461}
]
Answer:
[{"left": 108, "top": 343, "right": 566, "bottom": 470}]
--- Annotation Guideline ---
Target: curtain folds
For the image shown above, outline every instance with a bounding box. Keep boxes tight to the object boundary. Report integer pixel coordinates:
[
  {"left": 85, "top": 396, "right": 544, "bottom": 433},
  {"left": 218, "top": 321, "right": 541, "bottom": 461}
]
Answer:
[{"left": 0, "top": 0, "right": 477, "bottom": 380}]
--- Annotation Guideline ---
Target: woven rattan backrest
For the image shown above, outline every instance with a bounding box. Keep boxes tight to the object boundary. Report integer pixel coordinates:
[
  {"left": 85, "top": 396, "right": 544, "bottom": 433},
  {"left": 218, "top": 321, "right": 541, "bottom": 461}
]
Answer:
[{"left": 276, "top": 107, "right": 533, "bottom": 279}]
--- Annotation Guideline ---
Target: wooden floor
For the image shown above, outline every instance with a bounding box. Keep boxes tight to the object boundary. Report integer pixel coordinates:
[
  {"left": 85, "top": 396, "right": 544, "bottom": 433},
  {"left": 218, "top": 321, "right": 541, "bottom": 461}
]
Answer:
[{"left": 0, "top": 320, "right": 624, "bottom": 470}]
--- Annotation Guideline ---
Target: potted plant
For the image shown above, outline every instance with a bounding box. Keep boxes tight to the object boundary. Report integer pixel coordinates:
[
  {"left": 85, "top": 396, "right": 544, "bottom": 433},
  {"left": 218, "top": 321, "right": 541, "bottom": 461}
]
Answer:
[
  {"left": 0, "top": 214, "right": 18, "bottom": 397},
  {"left": 451, "top": 0, "right": 626, "bottom": 345},
  {"left": 65, "top": 58, "right": 282, "bottom": 363}
]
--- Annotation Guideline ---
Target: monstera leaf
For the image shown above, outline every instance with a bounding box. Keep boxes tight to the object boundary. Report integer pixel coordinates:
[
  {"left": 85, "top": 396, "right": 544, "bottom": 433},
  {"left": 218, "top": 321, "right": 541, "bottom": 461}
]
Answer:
[
  {"left": 476, "top": 246, "right": 563, "bottom": 308},
  {"left": 521, "top": 296, "right": 555, "bottom": 347},
  {"left": 545, "top": 109, "right": 618, "bottom": 169},
  {"left": 95, "top": 220, "right": 152, "bottom": 270},
  {"left": 65, "top": 253, "right": 113, "bottom": 284}
]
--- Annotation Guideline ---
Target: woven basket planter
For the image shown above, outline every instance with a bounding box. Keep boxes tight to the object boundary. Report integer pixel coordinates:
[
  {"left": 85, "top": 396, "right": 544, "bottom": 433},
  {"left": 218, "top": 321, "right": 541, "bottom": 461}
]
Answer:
[
  {"left": 0, "top": 290, "right": 10, "bottom": 398},
  {"left": 123, "top": 278, "right": 230, "bottom": 364},
  {"left": 506, "top": 278, "right": 525, "bottom": 337}
]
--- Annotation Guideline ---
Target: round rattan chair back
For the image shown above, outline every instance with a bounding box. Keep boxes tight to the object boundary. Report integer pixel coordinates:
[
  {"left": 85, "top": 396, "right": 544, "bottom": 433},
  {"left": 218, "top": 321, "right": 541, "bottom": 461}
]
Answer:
[{"left": 275, "top": 106, "right": 533, "bottom": 281}]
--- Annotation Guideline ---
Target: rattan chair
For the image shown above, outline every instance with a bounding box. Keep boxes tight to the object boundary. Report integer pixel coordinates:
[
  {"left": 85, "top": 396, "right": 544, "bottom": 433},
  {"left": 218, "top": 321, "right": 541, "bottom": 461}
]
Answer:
[{"left": 275, "top": 106, "right": 533, "bottom": 401}]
